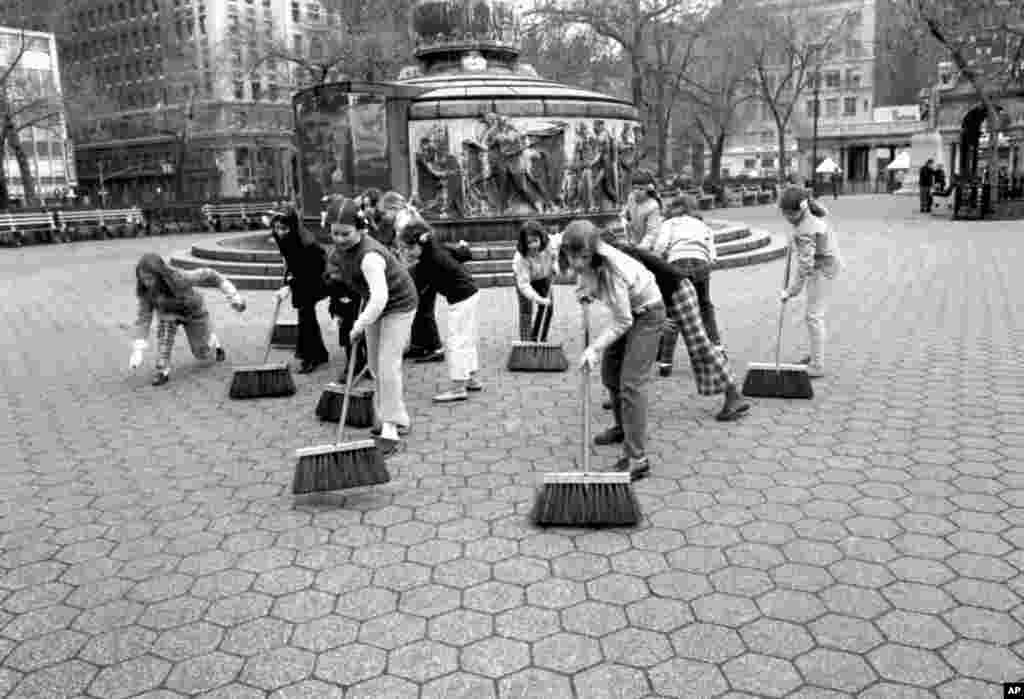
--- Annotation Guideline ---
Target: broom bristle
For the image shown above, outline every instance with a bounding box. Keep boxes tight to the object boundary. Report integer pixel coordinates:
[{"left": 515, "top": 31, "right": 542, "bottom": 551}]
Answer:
[
  {"left": 292, "top": 440, "right": 390, "bottom": 494},
  {"left": 741, "top": 362, "right": 814, "bottom": 399},
  {"left": 507, "top": 342, "right": 569, "bottom": 372},
  {"left": 229, "top": 363, "right": 296, "bottom": 399},
  {"left": 531, "top": 472, "right": 641, "bottom": 527},
  {"left": 315, "top": 384, "right": 375, "bottom": 426},
  {"left": 270, "top": 323, "right": 299, "bottom": 349}
]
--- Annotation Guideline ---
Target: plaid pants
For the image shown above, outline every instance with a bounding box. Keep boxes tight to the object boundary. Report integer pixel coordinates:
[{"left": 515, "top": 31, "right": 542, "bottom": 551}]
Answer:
[
  {"left": 665, "top": 280, "right": 736, "bottom": 395},
  {"left": 155, "top": 313, "right": 214, "bottom": 370}
]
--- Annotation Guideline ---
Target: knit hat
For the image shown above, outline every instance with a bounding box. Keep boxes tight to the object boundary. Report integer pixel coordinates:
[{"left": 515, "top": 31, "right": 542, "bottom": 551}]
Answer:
[
  {"left": 631, "top": 169, "right": 656, "bottom": 188},
  {"left": 779, "top": 186, "right": 809, "bottom": 213},
  {"left": 323, "top": 196, "right": 366, "bottom": 229}
]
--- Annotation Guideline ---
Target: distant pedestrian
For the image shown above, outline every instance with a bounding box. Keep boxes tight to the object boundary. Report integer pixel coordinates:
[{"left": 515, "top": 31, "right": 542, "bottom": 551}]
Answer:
[
  {"left": 778, "top": 187, "right": 843, "bottom": 379},
  {"left": 919, "top": 158, "right": 935, "bottom": 213},
  {"left": 130, "top": 254, "right": 246, "bottom": 386}
]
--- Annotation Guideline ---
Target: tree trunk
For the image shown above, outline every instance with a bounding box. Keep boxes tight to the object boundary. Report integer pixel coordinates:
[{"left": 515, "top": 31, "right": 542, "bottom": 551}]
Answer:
[
  {"left": 777, "top": 130, "right": 789, "bottom": 184},
  {"left": 630, "top": 52, "right": 644, "bottom": 108},
  {"left": 0, "top": 135, "right": 8, "bottom": 210},
  {"left": 4, "top": 118, "right": 36, "bottom": 205},
  {"left": 986, "top": 111, "right": 1001, "bottom": 207},
  {"left": 655, "top": 83, "right": 670, "bottom": 179},
  {"left": 709, "top": 132, "right": 726, "bottom": 185}
]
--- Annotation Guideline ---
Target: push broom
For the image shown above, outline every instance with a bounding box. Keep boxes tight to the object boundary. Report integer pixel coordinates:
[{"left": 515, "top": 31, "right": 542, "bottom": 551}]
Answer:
[
  {"left": 315, "top": 363, "right": 375, "bottom": 427},
  {"left": 293, "top": 303, "right": 390, "bottom": 495},
  {"left": 268, "top": 223, "right": 299, "bottom": 349},
  {"left": 741, "top": 247, "right": 813, "bottom": 399},
  {"left": 229, "top": 294, "right": 297, "bottom": 399},
  {"left": 531, "top": 300, "right": 642, "bottom": 527},
  {"left": 507, "top": 291, "right": 569, "bottom": 372}
]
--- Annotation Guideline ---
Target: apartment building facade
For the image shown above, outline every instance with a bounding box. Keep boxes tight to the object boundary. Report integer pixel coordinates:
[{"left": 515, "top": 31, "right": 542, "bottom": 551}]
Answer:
[
  {"left": 58, "top": 0, "right": 347, "bottom": 203},
  {"left": 721, "top": 0, "right": 929, "bottom": 186},
  {"left": 0, "top": 26, "right": 77, "bottom": 204}
]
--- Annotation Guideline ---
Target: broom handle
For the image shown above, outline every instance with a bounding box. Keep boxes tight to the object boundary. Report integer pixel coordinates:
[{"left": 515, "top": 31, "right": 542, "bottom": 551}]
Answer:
[
  {"left": 774, "top": 245, "right": 793, "bottom": 371},
  {"left": 581, "top": 300, "right": 592, "bottom": 472},
  {"left": 263, "top": 295, "right": 284, "bottom": 364},
  {"left": 336, "top": 299, "right": 367, "bottom": 445},
  {"left": 538, "top": 287, "right": 553, "bottom": 339}
]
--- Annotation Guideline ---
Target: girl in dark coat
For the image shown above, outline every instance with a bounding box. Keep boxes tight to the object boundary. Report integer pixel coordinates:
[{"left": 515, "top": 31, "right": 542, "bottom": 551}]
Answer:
[{"left": 270, "top": 205, "right": 329, "bottom": 373}]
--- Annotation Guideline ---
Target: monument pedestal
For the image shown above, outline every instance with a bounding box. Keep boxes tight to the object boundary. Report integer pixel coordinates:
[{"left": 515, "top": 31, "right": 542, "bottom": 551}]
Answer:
[{"left": 895, "top": 130, "right": 945, "bottom": 196}]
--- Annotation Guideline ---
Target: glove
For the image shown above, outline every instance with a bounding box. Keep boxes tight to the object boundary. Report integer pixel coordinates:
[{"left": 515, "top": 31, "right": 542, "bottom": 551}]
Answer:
[
  {"left": 579, "top": 347, "right": 598, "bottom": 370},
  {"left": 779, "top": 290, "right": 790, "bottom": 303},
  {"left": 348, "top": 323, "right": 365, "bottom": 345},
  {"left": 230, "top": 294, "right": 247, "bottom": 312},
  {"left": 328, "top": 297, "right": 343, "bottom": 318},
  {"left": 274, "top": 286, "right": 291, "bottom": 302},
  {"left": 535, "top": 296, "right": 552, "bottom": 307},
  {"left": 129, "top": 339, "right": 147, "bottom": 370},
  {"left": 576, "top": 292, "right": 592, "bottom": 305}
]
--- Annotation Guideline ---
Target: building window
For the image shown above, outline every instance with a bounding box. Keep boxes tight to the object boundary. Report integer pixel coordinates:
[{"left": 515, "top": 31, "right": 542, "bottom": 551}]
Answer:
[
  {"left": 825, "top": 98, "right": 839, "bottom": 118},
  {"left": 846, "top": 71, "right": 862, "bottom": 88},
  {"left": 293, "top": 34, "right": 302, "bottom": 53},
  {"left": 744, "top": 158, "right": 757, "bottom": 170},
  {"left": 845, "top": 39, "right": 863, "bottom": 58},
  {"left": 307, "top": 3, "right": 320, "bottom": 22},
  {"left": 824, "top": 71, "right": 841, "bottom": 89},
  {"left": 806, "top": 100, "right": 816, "bottom": 119},
  {"left": 251, "top": 80, "right": 261, "bottom": 100},
  {"left": 760, "top": 130, "right": 774, "bottom": 144},
  {"left": 233, "top": 80, "right": 245, "bottom": 99},
  {"left": 292, "top": 1, "right": 300, "bottom": 21},
  {"left": 843, "top": 97, "right": 857, "bottom": 116}
]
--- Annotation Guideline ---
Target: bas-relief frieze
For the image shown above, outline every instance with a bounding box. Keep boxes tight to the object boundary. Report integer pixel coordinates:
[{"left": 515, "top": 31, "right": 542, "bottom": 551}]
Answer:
[{"left": 409, "top": 114, "right": 643, "bottom": 218}]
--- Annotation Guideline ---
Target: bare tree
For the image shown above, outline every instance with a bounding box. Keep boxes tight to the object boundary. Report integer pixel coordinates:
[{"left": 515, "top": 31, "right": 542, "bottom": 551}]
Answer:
[
  {"left": 519, "top": 23, "right": 626, "bottom": 97},
  {"left": 743, "top": 3, "right": 855, "bottom": 182},
  {"left": 896, "top": 0, "right": 1024, "bottom": 204}
]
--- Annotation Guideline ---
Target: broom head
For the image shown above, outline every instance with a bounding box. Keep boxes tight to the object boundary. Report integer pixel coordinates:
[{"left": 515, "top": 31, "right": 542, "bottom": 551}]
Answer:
[
  {"left": 531, "top": 472, "right": 641, "bottom": 527},
  {"left": 270, "top": 322, "right": 299, "bottom": 349},
  {"left": 292, "top": 439, "right": 390, "bottom": 494},
  {"left": 741, "top": 362, "right": 814, "bottom": 399},
  {"left": 507, "top": 341, "right": 569, "bottom": 372},
  {"left": 229, "top": 362, "right": 296, "bottom": 399},
  {"left": 315, "top": 382, "right": 376, "bottom": 427}
]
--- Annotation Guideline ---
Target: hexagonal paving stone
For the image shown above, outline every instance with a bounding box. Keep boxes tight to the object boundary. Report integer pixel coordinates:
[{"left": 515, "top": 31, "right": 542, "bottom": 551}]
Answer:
[
  {"left": 427, "top": 608, "right": 492, "bottom": 647},
  {"left": 290, "top": 615, "right": 359, "bottom": 652},
  {"left": 610, "top": 550, "right": 669, "bottom": 577},
  {"left": 358, "top": 611, "right": 427, "bottom": 649},
  {"left": 4, "top": 629, "right": 88, "bottom": 672},
  {"left": 461, "top": 637, "right": 531, "bottom": 678},
  {"left": 525, "top": 578, "right": 586, "bottom": 609},
  {"left": 373, "top": 562, "right": 432, "bottom": 592},
  {"left": 883, "top": 582, "right": 955, "bottom": 614},
  {"left": 495, "top": 605, "right": 560, "bottom": 641},
  {"left": 757, "top": 589, "right": 827, "bottom": 623},
  {"left": 315, "top": 643, "right": 386, "bottom": 685},
  {"left": 693, "top": 592, "right": 761, "bottom": 627},
  {"left": 562, "top": 600, "right": 628, "bottom": 637},
  {"left": 254, "top": 567, "right": 316, "bottom": 596},
  {"left": 221, "top": 617, "right": 294, "bottom": 657},
  {"left": 465, "top": 581, "right": 525, "bottom": 614},
  {"left": 796, "top": 648, "right": 878, "bottom": 693},
  {"left": 6, "top": 659, "right": 96, "bottom": 699},
  {"left": 204, "top": 592, "right": 273, "bottom": 626},
  {"left": 190, "top": 570, "right": 255, "bottom": 601},
  {"left": 943, "top": 639, "right": 1024, "bottom": 682},
  {"left": 492, "top": 557, "right": 550, "bottom": 586},
  {"left": 407, "top": 540, "right": 462, "bottom": 566},
  {"left": 601, "top": 627, "right": 672, "bottom": 667},
  {"left": 625, "top": 597, "right": 693, "bottom": 632},
  {"left": 389, "top": 639, "right": 459, "bottom": 682},
  {"left": 740, "top": 618, "right": 815, "bottom": 658},
  {"left": 533, "top": 631, "right": 603, "bottom": 674},
  {"left": 945, "top": 606, "right": 1024, "bottom": 645},
  {"left": 822, "top": 584, "right": 890, "bottom": 619},
  {"left": 422, "top": 671, "right": 497, "bottom": 699},
  {"left": 272, "top": 589, "right": 337, "bottom": 623},
  {"left": 240, "top": 647, "right": 316, "bottom": 690},
  {"left": 671, "top": 623, "right": 745, "bottom": 663},
  {"left": 648, "top": 571, "right": 712, "bottom": 600},
  {"left": 723, "top": 653, "right": 802, "bottom": 697},
  {"left": 649, "top": 658, "right": 729, "bottom": 698},
  {"left": 346, "top": 675, "right": 419, "bottom": 699},
  {"left": 152, "top": 621, "right": 224, "bottom": 661},
  {"left": 868, "top": 643, "right": 953, "bottom": 687},
  {"left": 946, "top": 578, "right": 1020, "bottom": 611},
  {"left": 668, "top": 545, "right": 728, "bottom": 573},
  {"left": 166, "top": 651, "right": 243, "bottom": 694},
  {"left": 877, "top": 609, "right": 955, "bottom": 649},
  {"left": 78, "top": 626, "right": 158, "bottom": 665},
  {"left": 433, "top": 558, "right": 492, "bottom": 589},
  {"left": 499, "top": 668, "right": 573, "bottom": 699},
  {"left": 314, "top": 564, "right": 373, "bottom": 595},
  {"left": 572, "top": 663, "right": 648, "bottom": 699},
  {"left": 137, "top": 595, "right": 208, "bottom": 630}
]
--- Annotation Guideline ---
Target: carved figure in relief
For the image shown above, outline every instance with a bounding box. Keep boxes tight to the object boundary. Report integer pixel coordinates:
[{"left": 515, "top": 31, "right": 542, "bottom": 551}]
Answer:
[
  {"left": 416, "top": 126, "right": 465, "bottom": 218},
  {"left": 572, "top": 121, "right": 598, "bottom": 212},
  {"left": 591, "top": 120, "right": 619, "bottom": 210},
  {"left": 617, "top": 123, "right": 642, "bottom": 204}
]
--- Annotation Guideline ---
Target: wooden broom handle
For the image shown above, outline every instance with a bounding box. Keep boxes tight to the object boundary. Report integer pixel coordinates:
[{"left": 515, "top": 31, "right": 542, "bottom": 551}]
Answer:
[
  {"left": 336, "top": 298, "right": 366, "bottom": 445},
  {"left": 263, "top": 295, "right": 284, "bottom": 364},
  {"left": 774, "top": 245, "right": 793, "bottom": 371},
  {"left": 581, "top": 300, "right": 592, "bottom": 472}
]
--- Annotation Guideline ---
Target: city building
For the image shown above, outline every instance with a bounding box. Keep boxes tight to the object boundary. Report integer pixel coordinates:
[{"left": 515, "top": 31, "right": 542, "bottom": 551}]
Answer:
[
  {"left": 56, "top": 0, "right": 353, "bottom": 204},
  {"left": 0, "top": 25, "right": 77, "bottom": 205},
  {"left": 720, "top": 0, "right": 933, "bottom": 188}
]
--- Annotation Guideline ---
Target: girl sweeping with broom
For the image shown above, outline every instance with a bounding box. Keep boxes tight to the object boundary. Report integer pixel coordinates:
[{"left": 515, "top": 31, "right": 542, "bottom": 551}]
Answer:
[
  {"left": 561, "top": 219, "right": 664, "bottom": 481},
  {"left": 322, "top": 197, "right": 418, "bottom": 455},
  {"left": 512, "top": 220, "right": 558, "bottom": 342},
  {"left": 130, "top": 254, "right": 246, "bottom": 386}
]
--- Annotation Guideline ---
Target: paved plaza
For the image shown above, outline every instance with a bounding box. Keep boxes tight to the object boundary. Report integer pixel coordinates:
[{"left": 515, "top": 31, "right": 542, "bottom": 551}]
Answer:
[{"left": 1, "top": 194, "right": 1023, "bottom": 698}]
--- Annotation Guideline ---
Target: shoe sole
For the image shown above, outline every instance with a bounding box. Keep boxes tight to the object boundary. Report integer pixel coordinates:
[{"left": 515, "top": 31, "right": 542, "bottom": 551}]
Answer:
[
  {"left": 594, "top": 435, "right": 625, "bottom": 446},
  {"left": 715, "top": 403, "right": 751, "bottom": 422},
  {"left": 371, "top": 426, "right": 411, "bottom": 437},
  {"left": 433, "top": 395, "right": 468, "bottom": 403}
]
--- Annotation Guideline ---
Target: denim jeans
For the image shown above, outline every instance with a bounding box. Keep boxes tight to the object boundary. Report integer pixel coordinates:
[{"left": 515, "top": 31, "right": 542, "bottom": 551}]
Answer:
[
  {"left": 516, "top": 277, "right": 553, "bottom": 341},
  {"left": 296, "top": 304, "right": 328, "bottom": 364},
  {"left": 805, "top": 270, "right": 833, "bottom": 370},
  {"left": 601, "top": 304, "right": 664, "bottom": 460}
]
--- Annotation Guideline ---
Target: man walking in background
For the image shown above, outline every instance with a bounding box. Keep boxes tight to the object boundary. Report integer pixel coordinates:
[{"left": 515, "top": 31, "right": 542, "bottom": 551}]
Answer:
[{"left": 919, "top": 158, "right": 935, "bottom": 213}]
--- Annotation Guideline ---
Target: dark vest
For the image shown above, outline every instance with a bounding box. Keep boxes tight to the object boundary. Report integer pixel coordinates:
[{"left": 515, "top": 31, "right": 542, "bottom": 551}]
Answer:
[{"left": 328, "top": 234, "right": 418, "bottom": 315}]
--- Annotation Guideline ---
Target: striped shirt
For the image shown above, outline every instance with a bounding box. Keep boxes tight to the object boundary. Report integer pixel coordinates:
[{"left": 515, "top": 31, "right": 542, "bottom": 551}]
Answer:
[
  {"left": 135, "top": 268, "right": 239, "bottom": 340},
  {"left": 648, "top": 215, "right": 717, "bottom": 264}
]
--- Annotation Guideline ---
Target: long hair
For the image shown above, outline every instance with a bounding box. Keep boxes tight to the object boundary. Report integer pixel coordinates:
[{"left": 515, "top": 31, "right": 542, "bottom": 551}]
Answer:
[
  {"left": 135, "top": 253, "right": 190, "bottom": 302},
  {"left": 516, "top": 220, "right": 550, "bottom": 256}
]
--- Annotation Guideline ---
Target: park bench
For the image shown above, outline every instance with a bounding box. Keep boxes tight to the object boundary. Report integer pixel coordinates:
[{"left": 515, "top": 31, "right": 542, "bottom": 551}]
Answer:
[
  {"left": 741, "top": 187, "right": 759, "bottom": 206},
  {"left": 59, "top": 208, "right": 141, "bottom": 240},
  {"left": 0, "top": 211, "right": 56, "bottom": 246},
  {"left": 201, "top": 202, "right": 277, "bottom": 232}
]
